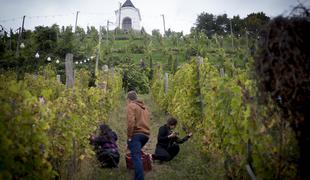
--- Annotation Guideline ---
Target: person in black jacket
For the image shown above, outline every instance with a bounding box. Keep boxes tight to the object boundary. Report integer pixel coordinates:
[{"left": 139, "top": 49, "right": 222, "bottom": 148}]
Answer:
[
  {"left": 152, "top": 117, "right": 192, "bottom": 162},
  {"left": 90, "top": 124, "right": 120, "bottom": 168}
]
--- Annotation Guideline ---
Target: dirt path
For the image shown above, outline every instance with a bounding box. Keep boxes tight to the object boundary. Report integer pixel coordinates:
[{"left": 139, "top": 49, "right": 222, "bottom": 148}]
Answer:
[{"left": 78, "top": 94, "right": 211, "bottom": 180}]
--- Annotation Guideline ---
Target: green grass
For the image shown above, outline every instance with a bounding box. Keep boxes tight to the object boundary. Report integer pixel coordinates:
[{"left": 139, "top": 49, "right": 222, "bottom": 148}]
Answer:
[
  {"left": 131, "top": 54, "right": 145, "bottom": 64},
  {"left": 113, "top": 40, "right": 130, "bottom": 49}
]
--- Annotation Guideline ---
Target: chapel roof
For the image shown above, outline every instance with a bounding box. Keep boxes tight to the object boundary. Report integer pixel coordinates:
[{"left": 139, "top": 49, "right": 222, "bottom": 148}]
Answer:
[{"left": 122, "top": 0, "right": 135, "bottom": 8}]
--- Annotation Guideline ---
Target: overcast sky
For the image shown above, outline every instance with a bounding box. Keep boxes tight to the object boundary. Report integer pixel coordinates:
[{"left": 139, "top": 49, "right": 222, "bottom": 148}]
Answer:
[{"left": 0, "top": 0, "right": 308, "bottom": 34}]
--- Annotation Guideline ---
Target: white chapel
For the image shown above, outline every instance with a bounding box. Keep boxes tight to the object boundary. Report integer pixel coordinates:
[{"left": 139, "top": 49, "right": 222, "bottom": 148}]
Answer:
[{"left": 115, "top": 0, "right": 141, "bottom": 31}]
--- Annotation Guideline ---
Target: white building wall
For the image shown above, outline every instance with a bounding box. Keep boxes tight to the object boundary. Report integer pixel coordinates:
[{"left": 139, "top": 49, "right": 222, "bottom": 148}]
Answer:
[{"left": 115, "top": 7, "right": 141, "bottom": 30}]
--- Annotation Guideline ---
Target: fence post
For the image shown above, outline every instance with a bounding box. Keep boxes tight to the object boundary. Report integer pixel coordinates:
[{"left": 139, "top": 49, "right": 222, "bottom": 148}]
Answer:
[
  {"left": 111, "top": 67, "right": 115, "bottom": 77},
  {"left": 102, "top": 65, "right": 108, "bottom": 93},
  {"left": 56, "top": 74, "right": 61, "bottom": 83},
  {"left": 65, "top": 53, "right": 74, "bottom": 88},
  {"left": 164, "top": 73, "right": 168, "bottom": 94},
  {"left": 157, "top": 65, "right": 161, "bottom": 80},
  {"left": 220, "top": 68, "right": 225, "bottom": 77}
]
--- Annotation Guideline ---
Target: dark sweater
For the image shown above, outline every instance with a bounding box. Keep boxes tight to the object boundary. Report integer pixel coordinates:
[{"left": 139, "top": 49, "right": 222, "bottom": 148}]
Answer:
[
  {"left": 156, "top": 124, "right": 190, "bottom": 149},
  {"left": 91, "top": 131, "right": 118, "bottom": 153}
]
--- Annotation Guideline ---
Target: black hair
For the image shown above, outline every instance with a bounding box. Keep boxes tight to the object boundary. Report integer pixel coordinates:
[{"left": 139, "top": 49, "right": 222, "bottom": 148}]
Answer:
[
  {"left": 167, "top": 117, "right": 178, "bottom": 126},
  {"left": 99, "top": 124, "right": 111, "bottom": 136}
]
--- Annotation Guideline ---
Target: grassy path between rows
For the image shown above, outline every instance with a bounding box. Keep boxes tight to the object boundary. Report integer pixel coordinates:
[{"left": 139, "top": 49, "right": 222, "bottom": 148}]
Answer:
[{"left": 77, "top": 94, "right": 217, "bottom": 180}]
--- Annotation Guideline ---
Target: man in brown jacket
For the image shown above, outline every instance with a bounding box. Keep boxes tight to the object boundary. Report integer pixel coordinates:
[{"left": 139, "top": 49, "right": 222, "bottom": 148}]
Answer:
[{"left": 127, "top": 91, "right": 150, "bottom": 180}]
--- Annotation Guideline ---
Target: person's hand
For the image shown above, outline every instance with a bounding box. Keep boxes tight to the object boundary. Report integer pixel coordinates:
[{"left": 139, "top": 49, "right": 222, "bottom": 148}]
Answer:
[
  {"left": 126, "top": 144, "right": 131, "bottom": 153},
  {"left": 188, "top": 132, "right": 193, "bottom": 137},
  {"left": 88, "top": 134, "right": 95, "bottom": 141},
  {"left": 168, "top": 132, "right": 177, "bottom": 138}
]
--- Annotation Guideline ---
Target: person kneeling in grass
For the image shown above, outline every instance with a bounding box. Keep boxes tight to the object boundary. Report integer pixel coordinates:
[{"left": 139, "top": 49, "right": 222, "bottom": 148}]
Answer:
[
  {"left": 90, "top": 124, "right": 120, "bottom": 168},
  {"left": 152, "top": 117, "right": 192, "bottom": 162}
]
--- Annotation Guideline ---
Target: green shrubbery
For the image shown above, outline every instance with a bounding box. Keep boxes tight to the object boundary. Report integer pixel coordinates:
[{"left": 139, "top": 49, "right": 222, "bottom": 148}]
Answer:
[
  {"left": 120, "top": 64, "right": 150, "bottom": 94},
  {"left": 151, "top": 57, "right": 298, "bottom": 179},
  {"left": 0, "top": 65, "right": 122, "bottom": 179}
]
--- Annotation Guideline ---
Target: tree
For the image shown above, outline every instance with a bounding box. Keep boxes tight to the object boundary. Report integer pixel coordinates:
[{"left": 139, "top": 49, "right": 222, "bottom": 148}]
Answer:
[
  {"left": 195, "top": 12, "right": 216, "bottom": 37},
  {"left": 215, "top": 14, "right": 230, "bottom": 35},
  {"left": 194, "top": 11, "right": 270, "bottom": 38},
  {"left": 244, "top": 12, "right": 270, "bottom": 37},
  {"left": 75, "top": 26, "right": 86, "bottom": 41},
  {"left": 152, "top": 29, "right": 161, "bottom": 37},
  {"left": 140, "top": 27, "right": 147, "bottom": 35},
  {"left": 34, "top": 25, "right": 59, "bottom": 54},
  {"left": 165, "top": 28, "right": 172, "bottom": 37},
  {"left": 231, "top": 15, "right": 245, "bottom": 36},
  {"left": 86, "top": 26, "right": 99, "bottom": 42},
  {"left": 56, "top": 26, "right": 74, "bottom": 57}
]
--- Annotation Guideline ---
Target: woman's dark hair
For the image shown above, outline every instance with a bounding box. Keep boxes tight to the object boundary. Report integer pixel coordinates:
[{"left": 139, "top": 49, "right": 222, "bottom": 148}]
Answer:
[
  {"left": 98, "top": 124, "right": 116, "bottom": 142},
  {"left": 99, "top": 124, "right": 111, "bottom": 135},
  {"left": 167, "top": 117, "right": 178, "bottom": 126}
]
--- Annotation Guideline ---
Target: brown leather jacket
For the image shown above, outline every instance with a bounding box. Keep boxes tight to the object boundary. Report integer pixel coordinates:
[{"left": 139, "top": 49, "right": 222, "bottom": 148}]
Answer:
[{"left": 127, "top": 100, "right": 150, "bottom": 139}]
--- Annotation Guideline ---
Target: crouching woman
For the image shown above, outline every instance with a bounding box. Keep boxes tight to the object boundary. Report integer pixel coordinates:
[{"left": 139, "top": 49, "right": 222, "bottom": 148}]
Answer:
[
  {"left": 152, "top": 117, "right": 192, "bottom": 162},
  {"left": 90, "top": 124, "right": 120, "bottom": 168}
]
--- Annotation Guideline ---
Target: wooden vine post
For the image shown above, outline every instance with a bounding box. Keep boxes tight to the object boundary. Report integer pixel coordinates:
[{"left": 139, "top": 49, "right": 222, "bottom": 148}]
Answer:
[
  {"left": 56, "top": 74, "right": 61, "bottom": 83},
  {"left": 164, "top": 73, "right": 169, "bottom": 94},
  {"left": 65, "top": 53, "right": 74, "bottom": 89},
  {"left": 65, "top": 53, "right": 77, "bottom": 179}
]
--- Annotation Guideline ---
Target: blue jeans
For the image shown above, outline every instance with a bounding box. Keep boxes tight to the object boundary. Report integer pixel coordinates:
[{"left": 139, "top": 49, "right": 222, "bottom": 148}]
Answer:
[{"left": 128, "top": 133, "right": 149, "bottom": 180}]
